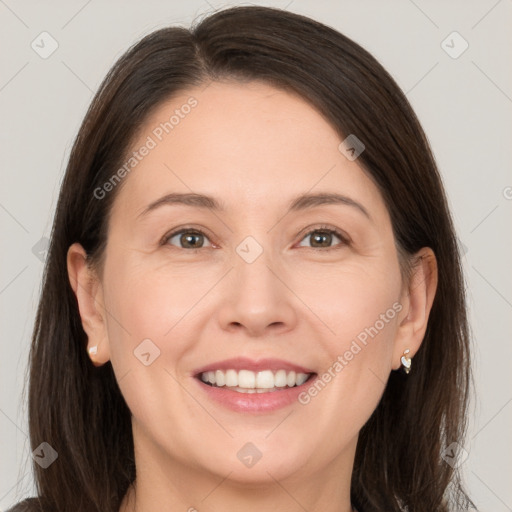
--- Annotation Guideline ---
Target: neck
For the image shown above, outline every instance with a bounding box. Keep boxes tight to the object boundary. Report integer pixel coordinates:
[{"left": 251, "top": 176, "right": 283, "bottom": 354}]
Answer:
[{"left": 119, "top": 425, "right": 358, "bottom": 512}]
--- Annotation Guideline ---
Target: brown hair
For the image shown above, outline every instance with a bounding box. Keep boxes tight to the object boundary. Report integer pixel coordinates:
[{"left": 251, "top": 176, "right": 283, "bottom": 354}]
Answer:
[{"left": 20, "top": 5, "right": 476, "bottom": 512}]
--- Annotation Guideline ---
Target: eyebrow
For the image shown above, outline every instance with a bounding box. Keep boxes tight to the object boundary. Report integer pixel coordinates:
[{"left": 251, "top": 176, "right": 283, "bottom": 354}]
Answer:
[{"left": 137, "top": 191, "right": 371, "bottom": 220}]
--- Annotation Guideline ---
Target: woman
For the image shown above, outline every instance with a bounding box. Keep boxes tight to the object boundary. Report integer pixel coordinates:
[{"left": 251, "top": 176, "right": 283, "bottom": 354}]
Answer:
[{"left": 9, "top": 5, "right": 476, "bottom": 512}]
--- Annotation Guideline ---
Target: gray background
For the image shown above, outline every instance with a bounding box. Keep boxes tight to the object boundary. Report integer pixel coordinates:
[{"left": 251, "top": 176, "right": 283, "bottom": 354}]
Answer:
[{"left": 1, "top": 1, "right": 511, "bottom": 510}]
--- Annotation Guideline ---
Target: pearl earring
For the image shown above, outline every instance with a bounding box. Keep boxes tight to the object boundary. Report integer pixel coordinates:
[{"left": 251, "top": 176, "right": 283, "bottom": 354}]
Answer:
[
  {"left": 400, "top": 348, "right": 412, "bottom": 374},
  {"left": 88, "top": 345, "right": 98, "bottom": 357}
]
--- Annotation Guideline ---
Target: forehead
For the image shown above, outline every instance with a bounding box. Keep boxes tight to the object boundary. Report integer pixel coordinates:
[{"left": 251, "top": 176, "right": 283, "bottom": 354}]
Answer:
[{"left": 109, "top": 80, "right": 386, "bottom": 221}]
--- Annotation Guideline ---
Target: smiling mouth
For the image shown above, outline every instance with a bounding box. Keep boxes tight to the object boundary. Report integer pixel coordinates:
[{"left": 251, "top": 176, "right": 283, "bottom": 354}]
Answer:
[{"left": 196, "top": 369, "right": 316, "bottom": 394}]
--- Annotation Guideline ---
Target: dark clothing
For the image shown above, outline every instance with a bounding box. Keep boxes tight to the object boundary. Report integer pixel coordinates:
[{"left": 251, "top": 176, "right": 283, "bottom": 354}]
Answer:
[
  {"left": 7, "top": 496, "right": 364, "bottom": 511},
  {"left": 6, "top": 498, "right": 45, "bottom": 512}
]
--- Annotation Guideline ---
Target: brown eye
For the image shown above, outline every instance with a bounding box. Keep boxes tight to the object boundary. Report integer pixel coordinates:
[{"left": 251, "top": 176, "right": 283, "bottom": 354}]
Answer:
[
  {"left": 297, "top": 227, "right": 348, "bottom": 250},
  {"left": 165, "top": 230, "right": 212, "bottom": 249}
]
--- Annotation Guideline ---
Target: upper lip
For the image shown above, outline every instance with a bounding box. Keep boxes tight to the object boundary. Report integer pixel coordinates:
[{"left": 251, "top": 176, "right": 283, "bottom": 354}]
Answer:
[{"left": 193, "top": 357, "right": 316, "bottom": 377}]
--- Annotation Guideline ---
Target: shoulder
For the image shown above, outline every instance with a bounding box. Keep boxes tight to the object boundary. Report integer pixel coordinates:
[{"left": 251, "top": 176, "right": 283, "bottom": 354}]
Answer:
[{"left": 5, "top": 498, "right": 47, "bottom": 512}]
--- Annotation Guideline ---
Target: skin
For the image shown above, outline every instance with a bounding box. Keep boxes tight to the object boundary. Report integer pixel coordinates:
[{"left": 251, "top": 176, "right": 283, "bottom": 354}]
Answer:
[{"left": 67, "top": 80, "right": 437, "bottom": 512}]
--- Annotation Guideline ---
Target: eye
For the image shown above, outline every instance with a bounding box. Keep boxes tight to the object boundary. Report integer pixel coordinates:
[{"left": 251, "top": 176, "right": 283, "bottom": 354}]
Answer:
[
  {"left": 162, "top": 225, "right": 349, "bottom": 251},
  {"left": 296, "top": 225, "right": 349, "bottom": 251},
  {"left": 163, "top": 228, "right": 213, "bottom": 250}
]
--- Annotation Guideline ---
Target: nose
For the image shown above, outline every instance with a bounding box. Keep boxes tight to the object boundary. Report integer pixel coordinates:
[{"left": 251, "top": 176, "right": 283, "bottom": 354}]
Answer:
[{"left": 216, "top": 245, "right": 298, "bottom": 338}]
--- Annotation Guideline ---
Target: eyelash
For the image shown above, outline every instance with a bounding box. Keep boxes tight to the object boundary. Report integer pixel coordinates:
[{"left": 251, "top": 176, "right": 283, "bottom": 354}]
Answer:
[{"left": 161, "top": 224, "right": 350, "bottom": 252}]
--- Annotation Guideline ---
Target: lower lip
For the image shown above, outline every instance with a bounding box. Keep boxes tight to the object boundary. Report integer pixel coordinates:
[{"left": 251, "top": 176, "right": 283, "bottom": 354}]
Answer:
[{"left": 194, "top": 375, "right": 318, "bottom": 413}]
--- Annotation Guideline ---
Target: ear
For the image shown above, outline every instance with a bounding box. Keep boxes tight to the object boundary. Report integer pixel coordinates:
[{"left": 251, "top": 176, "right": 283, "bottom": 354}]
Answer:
[
  {"left": 67, "top": 243, "right": 111, "bottom": 366},
  {"left": 392, "top": 247, "right": 438, "bottom": 370}
]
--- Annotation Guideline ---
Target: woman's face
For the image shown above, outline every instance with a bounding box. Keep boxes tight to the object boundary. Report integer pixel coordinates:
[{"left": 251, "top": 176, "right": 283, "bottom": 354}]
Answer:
[{"left": 73, "top": 80, "right": 418, "bottom": 486}]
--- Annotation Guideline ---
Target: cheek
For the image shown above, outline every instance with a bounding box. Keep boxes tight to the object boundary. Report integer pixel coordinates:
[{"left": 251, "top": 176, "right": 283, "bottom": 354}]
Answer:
[
  {"left": 292, "top": 253, "right": 402, "bottom": 351},
  {"left": 100, "top": 253, "right": 204, "bottom": 387},
  {"left": 293, "top": 257, "right": 400, "bottom": 423},
  {"left": 103, "top": 251, "right": 211, "bottom": 341},
  {"left": 100, "top": 258, "right": 207, "bottom": 435},
  {"left": 291, "top": 313, "right": 398, "bottom": 476}
]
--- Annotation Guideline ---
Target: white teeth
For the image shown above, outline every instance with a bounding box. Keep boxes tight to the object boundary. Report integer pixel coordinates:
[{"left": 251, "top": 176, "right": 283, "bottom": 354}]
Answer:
[
  {"left": 296, "top": 373, "right": 309, "bottom": 386},
  {"left": 225, "top": 369, "right": 238, "bottom": 387},
  {"left": 274, "top": 369, "right": 287, "bottom": 387},
  {"left": 215, "top": 370, "right": 225, "bottom": 387},
  {"left": 199, "top": 369, "right": 312, "bottom": 391},
  {"left": 238, "top": 369, "right": 256, "bottom": 388},
  {"left": 256, "top": 370, "right": 275, "bottom": 389}
]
